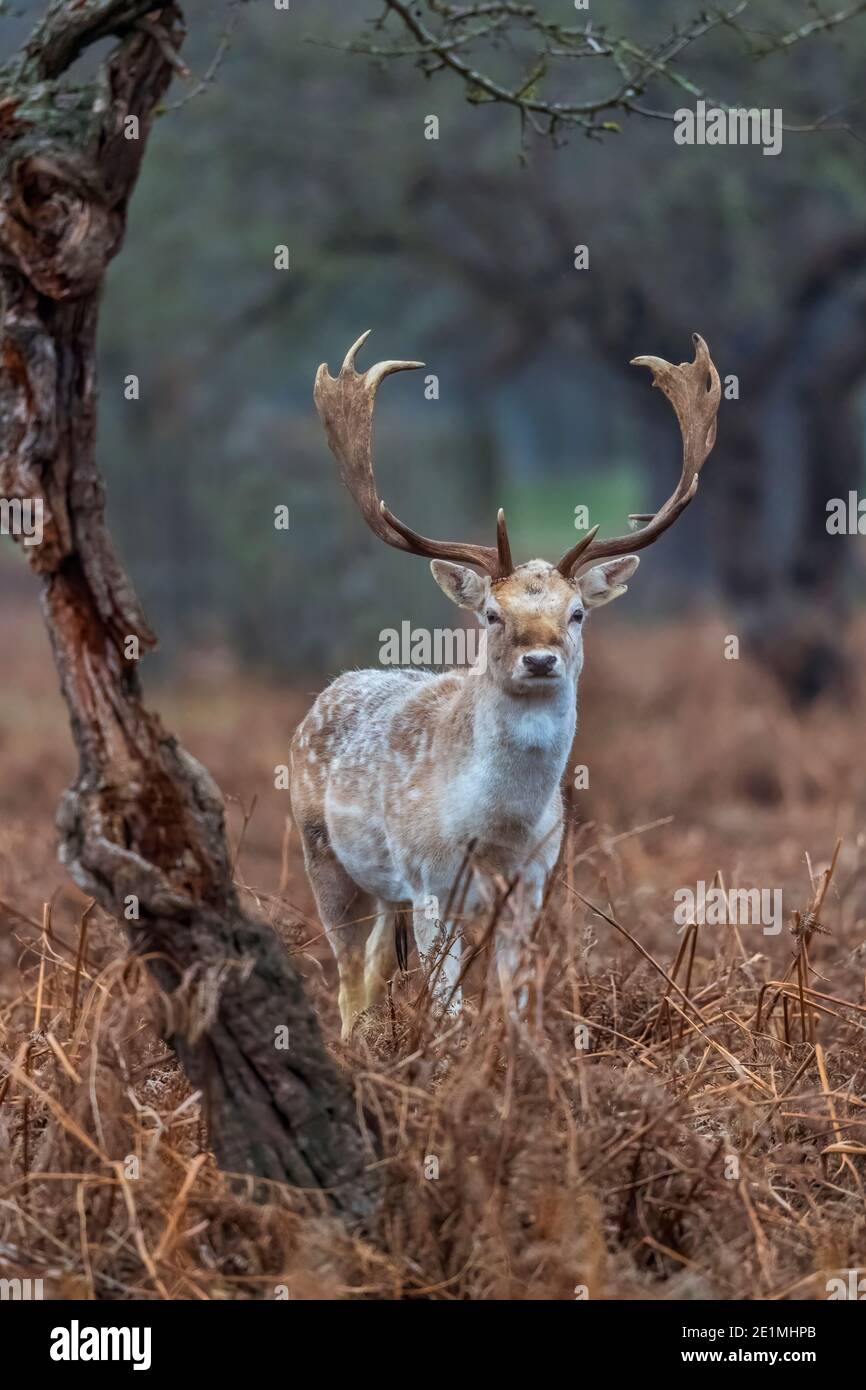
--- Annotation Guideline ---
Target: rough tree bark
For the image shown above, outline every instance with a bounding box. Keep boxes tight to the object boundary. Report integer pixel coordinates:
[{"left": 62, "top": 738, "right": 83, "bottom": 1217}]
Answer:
[{"left": 0, "top": 1, "right": 378, "bottom": 1220}]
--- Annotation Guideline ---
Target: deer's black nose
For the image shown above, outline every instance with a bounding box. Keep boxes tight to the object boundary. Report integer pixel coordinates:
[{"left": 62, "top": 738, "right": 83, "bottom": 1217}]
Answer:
[{"left": 523, "top": 652, "right": 557, "bottom": 677}]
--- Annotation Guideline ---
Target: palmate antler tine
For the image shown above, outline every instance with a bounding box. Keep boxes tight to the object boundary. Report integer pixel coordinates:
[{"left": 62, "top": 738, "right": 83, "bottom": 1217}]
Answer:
[
  {"left": 558, "top": 523, "right": 599, "bottom": 572},
  {"left": 377, "top": 502, "right": 515, "bottom": 575},
  {"left": 315, "top": 332, "right": 514, "bottom": 578},
  {"left": 314, "top": 331, "right": 424, "bottom": 551},
  {"left": 496, "top": 508, "right": 513, "bottom": 575},
  {"left": 557, "top": 334, "right": 720, "bottom": 577}
]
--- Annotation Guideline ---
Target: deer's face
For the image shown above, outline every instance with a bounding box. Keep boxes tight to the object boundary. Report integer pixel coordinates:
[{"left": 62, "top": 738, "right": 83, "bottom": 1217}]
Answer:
[{"left": 432, "top": 556, "right": 639, "bottom": 696}]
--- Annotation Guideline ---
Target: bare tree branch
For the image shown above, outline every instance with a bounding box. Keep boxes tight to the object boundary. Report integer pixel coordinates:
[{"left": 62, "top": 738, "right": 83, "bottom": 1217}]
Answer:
[
  {"left": 339, "top": 0, "right": 866, "bottom": 141},
  {"left": 753, "top": 0, "right": 866, "bottom": 55}
]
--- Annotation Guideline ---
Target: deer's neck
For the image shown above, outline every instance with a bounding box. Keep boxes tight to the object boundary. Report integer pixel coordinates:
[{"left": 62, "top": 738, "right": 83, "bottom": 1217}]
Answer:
[{"left": 445, "top": 674, "right": 577, "bottom": 830}]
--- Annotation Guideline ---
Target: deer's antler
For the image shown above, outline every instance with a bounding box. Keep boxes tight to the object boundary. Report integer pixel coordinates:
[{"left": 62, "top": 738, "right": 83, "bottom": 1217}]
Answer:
[
  {"left": 557, "top": 334, "right": 720, "bottom": 577},
  {"left": 314, "top": 330, "right": 514, "bottom": 579}
]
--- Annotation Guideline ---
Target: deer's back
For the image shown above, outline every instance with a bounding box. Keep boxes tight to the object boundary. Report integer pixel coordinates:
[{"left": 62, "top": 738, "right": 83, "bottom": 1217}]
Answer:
[{"left": 291, "top": 666, "right": 464, "bottom": 807}]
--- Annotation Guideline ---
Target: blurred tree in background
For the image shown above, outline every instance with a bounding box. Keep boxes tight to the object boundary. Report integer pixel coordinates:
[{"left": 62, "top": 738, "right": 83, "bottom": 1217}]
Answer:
[{"left": 2, "top": 0, "right": 865, "bottom": 696}]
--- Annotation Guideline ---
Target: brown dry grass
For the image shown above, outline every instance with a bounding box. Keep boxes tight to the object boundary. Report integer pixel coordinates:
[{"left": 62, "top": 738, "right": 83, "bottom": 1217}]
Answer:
[{"left": 2, "top": 595, "right": 866, "bottom": 1300}]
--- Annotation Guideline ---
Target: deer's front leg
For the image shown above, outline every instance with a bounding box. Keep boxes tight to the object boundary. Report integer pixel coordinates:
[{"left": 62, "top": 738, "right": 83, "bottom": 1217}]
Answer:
[
  {"left": 495, "top": 869, "right": 547, "bottom": 1015},
  {"left": 412, "top": 905, "right": 462, "bottom": 1016}
]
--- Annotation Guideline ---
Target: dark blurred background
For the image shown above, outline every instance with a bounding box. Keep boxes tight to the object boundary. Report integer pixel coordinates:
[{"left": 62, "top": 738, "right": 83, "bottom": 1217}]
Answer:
[{"left": 2, "top": 0, "right": 866, "bottom": 694}]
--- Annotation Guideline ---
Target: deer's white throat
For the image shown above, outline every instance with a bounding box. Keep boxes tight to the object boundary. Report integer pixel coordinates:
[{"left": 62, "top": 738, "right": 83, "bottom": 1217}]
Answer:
[{"left": 445, "top": 673, "right": 577, "bottom": 839}]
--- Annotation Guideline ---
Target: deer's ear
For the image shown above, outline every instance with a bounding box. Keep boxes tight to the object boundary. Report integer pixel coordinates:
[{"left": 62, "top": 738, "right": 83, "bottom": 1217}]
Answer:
[
  {"left": 430, "top": 561, "right": 489, "bottom": 611},
  {"left": 578, "top": 556, "right": 640, "bottom": 609}
]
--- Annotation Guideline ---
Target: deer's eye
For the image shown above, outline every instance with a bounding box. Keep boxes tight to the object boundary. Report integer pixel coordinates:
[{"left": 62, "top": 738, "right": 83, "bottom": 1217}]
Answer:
[
  {"left": 570, "top": 609, "right": 584, "bottom": 625},
  {"left": 486, "top": 610, "right": 501, "bottom": 624}
]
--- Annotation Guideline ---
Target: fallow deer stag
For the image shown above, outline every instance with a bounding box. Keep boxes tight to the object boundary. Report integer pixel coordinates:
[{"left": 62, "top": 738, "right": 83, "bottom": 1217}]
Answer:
[{"left": 292, "top": 331, "right": 720, "bottom": 1038}]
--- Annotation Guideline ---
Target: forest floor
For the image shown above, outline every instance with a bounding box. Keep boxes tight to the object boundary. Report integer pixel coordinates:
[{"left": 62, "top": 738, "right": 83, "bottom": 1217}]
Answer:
[{"left": 2, "top": 596, "right": 865, "bottom": 1299}]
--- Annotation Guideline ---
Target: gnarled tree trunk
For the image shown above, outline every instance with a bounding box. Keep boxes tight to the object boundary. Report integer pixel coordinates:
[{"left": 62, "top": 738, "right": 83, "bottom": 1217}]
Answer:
[{"left": 0, "top": 0, "right": 377, "bottom": 1220}]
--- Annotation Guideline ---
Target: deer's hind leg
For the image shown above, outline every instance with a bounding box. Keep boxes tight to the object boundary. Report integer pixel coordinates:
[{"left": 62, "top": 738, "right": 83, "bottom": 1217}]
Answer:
[
  {"left": 298, "top": 823, "right": 376, "bottom": 1040},
  {"left": 364, "top": 903, "right": 407, "bottom": 1008}
]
